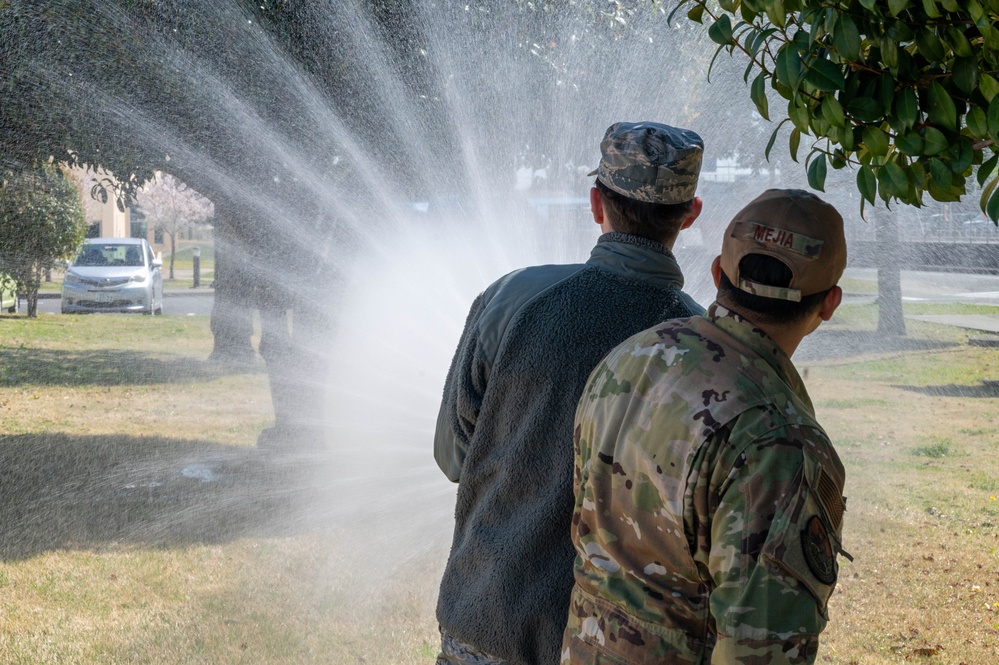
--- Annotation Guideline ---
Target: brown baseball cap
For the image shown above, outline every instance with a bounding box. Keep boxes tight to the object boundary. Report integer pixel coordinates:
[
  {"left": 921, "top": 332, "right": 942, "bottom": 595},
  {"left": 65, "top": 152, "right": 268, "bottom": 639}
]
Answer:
[{"left": 720, "top": 189, "right": 847, "bottom": 302}]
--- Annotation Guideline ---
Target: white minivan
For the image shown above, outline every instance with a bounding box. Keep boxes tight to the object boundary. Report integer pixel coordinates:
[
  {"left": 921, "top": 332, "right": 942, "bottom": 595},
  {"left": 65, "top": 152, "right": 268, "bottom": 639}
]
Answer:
[{"left": 61, "top": 238, "right": 164, "bottom": 315}]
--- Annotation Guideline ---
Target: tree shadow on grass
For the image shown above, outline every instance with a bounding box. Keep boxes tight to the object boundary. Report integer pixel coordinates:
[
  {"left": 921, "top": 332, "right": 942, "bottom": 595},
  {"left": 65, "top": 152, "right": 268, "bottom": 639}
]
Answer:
[
  {"left": 893, "top": 383, "right": 999, "bottom": 398},
  {"left": 0, "top": 433, "right": 331, "bottom": 561},
  {"left": 0, "top": 348, "right": 262, "bottom": 387},
  {"left": 796, "top": 329, "right": 959, "bottom": 362}
]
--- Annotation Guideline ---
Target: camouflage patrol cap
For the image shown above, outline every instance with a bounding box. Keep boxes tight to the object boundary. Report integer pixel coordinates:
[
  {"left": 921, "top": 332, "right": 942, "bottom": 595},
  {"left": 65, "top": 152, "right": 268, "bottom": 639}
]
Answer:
[
  {"left": 589, "top": 121, "right": 703, "bottom": 204},
  {"left": 720, "top": 189, "right": 847, "bottom": 302}
]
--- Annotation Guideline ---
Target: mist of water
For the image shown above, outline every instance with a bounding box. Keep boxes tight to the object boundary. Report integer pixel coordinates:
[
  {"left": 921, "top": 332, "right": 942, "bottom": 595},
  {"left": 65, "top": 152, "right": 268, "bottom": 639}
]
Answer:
[{"left": 29, "top": 0, "right": 856, "bottom": 565}]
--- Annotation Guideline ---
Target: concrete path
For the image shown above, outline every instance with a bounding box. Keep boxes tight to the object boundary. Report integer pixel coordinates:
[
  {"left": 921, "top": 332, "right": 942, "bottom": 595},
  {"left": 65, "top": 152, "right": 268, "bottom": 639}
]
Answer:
[{"left": 906, "top": 314, "right": 999, "bottom": 334}]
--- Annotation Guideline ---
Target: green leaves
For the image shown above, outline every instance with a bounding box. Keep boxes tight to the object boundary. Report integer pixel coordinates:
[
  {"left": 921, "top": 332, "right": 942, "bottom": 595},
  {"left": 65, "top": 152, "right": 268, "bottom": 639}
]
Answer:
[
  {"left": 0, "top": 164, "right": 87, "bottom": 302},
  {"left": 946, "top": 25, "right": 973, "bottom": 57},
  {"left": 807, "top": 152, "right": 827, "bottom": 191},
  {"left": 804, "top": 57, "right": 845, "bottom": 91},
  {"left": 986, "top": 184, "right": 999, "bottom": 221},
  {"left": 895, "top": 131, "right": 924, "bottom": 156},
  {"left": 922, "top": 0, "right": 942, "bottom": 18},
  {"left": 927, "top": 81, "right": 957, "bottom": 131},
  {"left": 833, "top": 14, "right": 861, "bottom": 61},
  {"left": 922, "top": 126, "right": 948, "bottom": 155},
  {"left": 708, "top": 14, "right": 734, "bottom": 45},
  {"left": 857, "top": 165, "right": 877, "bottom": 204},
  {"left": 982, "top": 176, "right": 999, "bottom": 221},
  {"left": 878, "top": 162, "right": 909, "bottom": 199},
  {"left": 847, "top": 97, "right": 884, "bottom": 123},
  {"left": 888, "top": 0, "right": 910, "bottom": 17},
  {"left": 789, "top": 126, "right": 802, "bottom": 161},
  {"left": 686, "top": 3, "right": 706, "bottom": 22},
  {"left": 775, "top": 44, "right": 803, "bottom": 90},
  {"left": 764, "top": 0, "right": 787, "bottom": 28},
  {"left": 929, "top": 158, "right": 953, "bottom": 189},
  {"left": 953, "top": 57, "right": 979, "bottom": 93},
  {"left": 863, "top": 126, "right": 890, "bottom": 156},
  {"left": 978, "top": 153, "right": 998, "bottom": 187},
  {"left": 751, "top": 72, "right": 769, "bottom": 120},
  {"left": 788, "top": 101, "right": 811, "bottom": 133},
  {"left": 895, "top": 88, "right": 919, "bottom": 130},
  {"left": 987, "top": 93, "right": 999, "bottom": 142},
  {"left": 820, "top": 95, "right": 845, "bottom": 127},
  {"left": 980, "top": 74, "right": 999, "bottom": 102},
  {"left": 680, "top": 0, "right": 999, "bottom": 221},
  {"left": 915, "top": 28, "right": 946, "bottom": 63}
]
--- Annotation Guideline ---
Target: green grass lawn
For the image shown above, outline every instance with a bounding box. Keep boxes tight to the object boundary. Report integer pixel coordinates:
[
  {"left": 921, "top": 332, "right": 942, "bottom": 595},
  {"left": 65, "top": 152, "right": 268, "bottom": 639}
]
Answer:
[
  {"left": 163, "top": 242, "right": 215, "bottom": 271},
  {"left": 1, "top": 305, "right": 998, "bottom": 663}
]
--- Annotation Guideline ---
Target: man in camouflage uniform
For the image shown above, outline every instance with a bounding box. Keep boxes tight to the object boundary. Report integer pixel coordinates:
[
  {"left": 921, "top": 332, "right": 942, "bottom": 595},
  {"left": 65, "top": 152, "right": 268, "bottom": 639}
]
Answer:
[
  {"left": 562, "top": 189, "right": 850, "bottom": 664},
  {"left": 435, "top": 122, "right": 705, "bottom": 665}
]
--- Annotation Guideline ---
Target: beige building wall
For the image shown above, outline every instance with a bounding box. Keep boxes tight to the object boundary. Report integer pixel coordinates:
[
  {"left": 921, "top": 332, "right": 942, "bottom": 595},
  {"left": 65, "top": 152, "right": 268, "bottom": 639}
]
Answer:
[
  {"left": 88, "top": 194, "right": 130, "bottom": 238},
  {"left": 67, "top": 166, "right": 131, "bottom": 238}
]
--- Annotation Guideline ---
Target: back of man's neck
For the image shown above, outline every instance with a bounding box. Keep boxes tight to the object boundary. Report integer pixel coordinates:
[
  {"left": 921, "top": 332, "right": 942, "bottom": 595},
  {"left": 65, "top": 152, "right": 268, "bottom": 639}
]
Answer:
[{"left": 716, "top": 299, "right": 808, "bottom": 358}]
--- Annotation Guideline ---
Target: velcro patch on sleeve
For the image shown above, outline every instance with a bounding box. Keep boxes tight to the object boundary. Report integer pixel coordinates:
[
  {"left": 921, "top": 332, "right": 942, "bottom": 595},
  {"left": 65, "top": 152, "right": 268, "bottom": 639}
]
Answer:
[{"left": 758, "top": 467, "right": 843, "bottom": 616}]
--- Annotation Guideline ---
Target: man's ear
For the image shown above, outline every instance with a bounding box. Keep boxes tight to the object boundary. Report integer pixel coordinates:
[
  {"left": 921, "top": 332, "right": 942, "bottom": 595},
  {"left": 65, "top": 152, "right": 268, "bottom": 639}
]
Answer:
[
  {"left": 680, "top": 196, "right": 703, "bottom": 230},
  {"left": 818, "top": 285, "right": 843, "bottom": 322},
  {"left": 711, "top": 255, "right": 723, "bottom": 289},
  {"left": 590, "top": 186, "right": 604, "bottom": 227}
]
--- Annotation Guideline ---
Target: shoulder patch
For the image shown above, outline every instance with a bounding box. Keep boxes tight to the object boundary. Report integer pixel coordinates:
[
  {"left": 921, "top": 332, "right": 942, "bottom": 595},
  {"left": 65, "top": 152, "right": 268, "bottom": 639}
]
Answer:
[{"left": 802, "top": 515, "right": 836, "bottom": 585}]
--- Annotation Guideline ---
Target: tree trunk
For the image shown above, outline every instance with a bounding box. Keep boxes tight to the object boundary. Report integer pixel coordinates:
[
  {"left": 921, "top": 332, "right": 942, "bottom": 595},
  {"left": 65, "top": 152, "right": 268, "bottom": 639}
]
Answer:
[
  {"left": 874, "top": 207, "right": 906, "bottom": 336},
  {"left": 206, "top": 194, "right": 342, "bottom": 452},
  {"left": 257, "top": 304, "right": 295, "bottom": 440},
  {"left": 207, "top": 203, "right": 256, "bottom": 365},
  {"left": 25, "top": 269, "right": 41, "bottom": 318},
  {"left": 253, "top": 216, "right": 339, "bottom": 451},
  {"left": 168, "top": 231, "right": 177, "bottom": 280},
  {"left": 256, "top": 297, "right": 333, "bottom": 451},
  {"left": 25, "top": 289, "right": 38, "bottom": 318}
]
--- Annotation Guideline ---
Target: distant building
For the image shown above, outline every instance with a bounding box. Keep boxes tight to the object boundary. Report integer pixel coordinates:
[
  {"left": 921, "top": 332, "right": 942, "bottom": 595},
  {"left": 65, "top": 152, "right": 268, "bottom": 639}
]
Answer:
[{"left": 67, "top": 166, "right": 165, "bottom": 258}]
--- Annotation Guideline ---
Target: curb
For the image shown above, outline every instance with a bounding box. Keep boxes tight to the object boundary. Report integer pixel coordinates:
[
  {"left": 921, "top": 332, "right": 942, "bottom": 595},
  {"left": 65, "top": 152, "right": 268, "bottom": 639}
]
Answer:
[{"left": 33, "top": 288, "right": 215, "bottom": 300}]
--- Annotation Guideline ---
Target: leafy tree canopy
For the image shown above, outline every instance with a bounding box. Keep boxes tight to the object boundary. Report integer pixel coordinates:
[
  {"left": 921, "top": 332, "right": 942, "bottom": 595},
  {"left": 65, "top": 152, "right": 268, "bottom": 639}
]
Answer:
[
  {"left": 675, "top": 0, "right": 999, "bottom": 220},
  {"left": 0, "top": 164, "right": 87, "bottom": 317}
]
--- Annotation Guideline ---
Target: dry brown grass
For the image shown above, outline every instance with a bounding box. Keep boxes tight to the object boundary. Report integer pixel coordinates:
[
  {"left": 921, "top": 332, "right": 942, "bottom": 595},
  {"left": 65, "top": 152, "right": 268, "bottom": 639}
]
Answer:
[
  {"left": 0, "top": 313, "right": 445, "bottom": 664},
  {"left": 2, "top": 306, "right": 999, "bottom": 663},
  {"left": 799, "top": 315, "right": 999, "bottom": 663}
]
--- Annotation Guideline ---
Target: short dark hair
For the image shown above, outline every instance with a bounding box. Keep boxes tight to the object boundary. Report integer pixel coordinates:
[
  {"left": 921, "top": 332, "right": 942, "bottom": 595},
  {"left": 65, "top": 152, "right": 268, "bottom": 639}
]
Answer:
[
  {"left": 595, "top": 180, "right": 693, "bottom": 244},
  {"left": 718, "top": 253, "right": 830, "bottom": 325}
]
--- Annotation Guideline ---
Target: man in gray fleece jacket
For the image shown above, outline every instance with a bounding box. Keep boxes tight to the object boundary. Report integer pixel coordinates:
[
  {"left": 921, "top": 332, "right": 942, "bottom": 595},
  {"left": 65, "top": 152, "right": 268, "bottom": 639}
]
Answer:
[{"left": 434, "top": 121, "right": 706, "bottom": 665}]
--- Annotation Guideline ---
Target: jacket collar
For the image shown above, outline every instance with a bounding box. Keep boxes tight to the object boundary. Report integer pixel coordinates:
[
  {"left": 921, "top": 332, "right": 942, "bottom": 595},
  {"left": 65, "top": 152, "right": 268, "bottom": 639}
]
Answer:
[
  {"left": 586, "top": 232, "right": 684, "bottom": 290},
  {"left": 704, "top": 302, "right": 812, "bottom": 409}
]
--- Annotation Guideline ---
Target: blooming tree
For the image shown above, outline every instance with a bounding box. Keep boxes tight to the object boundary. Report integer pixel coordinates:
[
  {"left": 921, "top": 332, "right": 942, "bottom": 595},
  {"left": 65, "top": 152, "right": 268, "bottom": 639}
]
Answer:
[{"left": 135, "top": 173, "right": 214, "bottom": 279}]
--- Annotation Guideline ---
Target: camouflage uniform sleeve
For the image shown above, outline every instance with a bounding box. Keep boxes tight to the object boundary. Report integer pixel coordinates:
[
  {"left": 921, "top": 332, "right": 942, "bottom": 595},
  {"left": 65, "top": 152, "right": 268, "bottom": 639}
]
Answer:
[
  {"left": 699, "top": 421, "right": 845, "bottom": 665},
  {"left": 434, "top": 293, "right": 489, "bottom": 482}
]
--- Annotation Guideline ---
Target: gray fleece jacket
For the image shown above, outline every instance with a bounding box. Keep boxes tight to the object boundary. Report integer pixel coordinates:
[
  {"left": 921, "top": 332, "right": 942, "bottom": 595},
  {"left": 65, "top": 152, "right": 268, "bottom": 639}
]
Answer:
[{"left": 434, "top": 232, "right": 703, "bottom": 665}]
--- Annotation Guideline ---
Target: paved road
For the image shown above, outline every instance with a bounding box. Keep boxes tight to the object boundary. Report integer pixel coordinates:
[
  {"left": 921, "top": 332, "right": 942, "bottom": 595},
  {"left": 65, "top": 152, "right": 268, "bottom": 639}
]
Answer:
[
  {"left": 31, "top": 289, "right": 214, "bottom": 316},
  {"left": 843, "top": 267, "right": 999, "bottom": 306},
  {"left": 24, "top": 269, "right": 999, "bottom": 318}
]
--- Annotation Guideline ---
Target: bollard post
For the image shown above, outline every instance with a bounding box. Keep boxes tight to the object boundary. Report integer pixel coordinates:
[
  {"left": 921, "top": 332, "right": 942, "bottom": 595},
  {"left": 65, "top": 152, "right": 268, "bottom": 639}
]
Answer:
[{"left": 192, "top": 246, "right": 201, "bottom": 288}]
